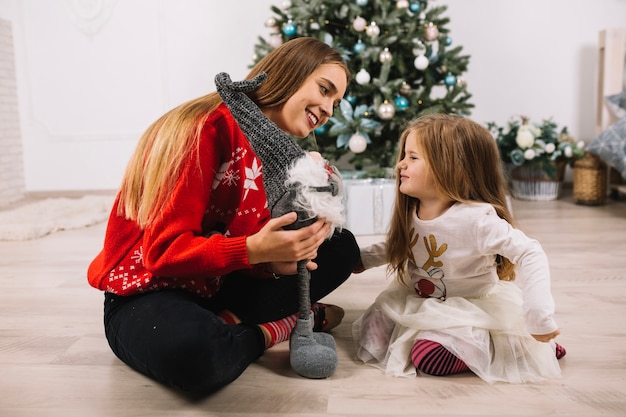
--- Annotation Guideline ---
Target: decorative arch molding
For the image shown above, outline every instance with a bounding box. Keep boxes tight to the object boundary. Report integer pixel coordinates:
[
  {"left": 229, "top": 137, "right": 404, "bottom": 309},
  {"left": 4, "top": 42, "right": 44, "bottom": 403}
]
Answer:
[{"left": 64, "top": 0, "right": 117, "bottom": 38}]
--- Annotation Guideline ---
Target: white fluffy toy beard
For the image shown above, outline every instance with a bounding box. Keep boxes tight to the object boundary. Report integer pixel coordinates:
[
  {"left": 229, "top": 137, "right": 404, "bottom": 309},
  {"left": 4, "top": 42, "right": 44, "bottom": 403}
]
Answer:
[{"left": 285, "top": 155, "right": 345, "bottom": 239}]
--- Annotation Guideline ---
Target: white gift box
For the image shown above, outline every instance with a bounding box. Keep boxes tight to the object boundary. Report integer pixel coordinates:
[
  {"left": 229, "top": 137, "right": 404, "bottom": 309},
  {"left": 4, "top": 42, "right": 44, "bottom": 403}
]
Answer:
[{"left": 342, "top": 178, "right": 396, "bottom": 235}]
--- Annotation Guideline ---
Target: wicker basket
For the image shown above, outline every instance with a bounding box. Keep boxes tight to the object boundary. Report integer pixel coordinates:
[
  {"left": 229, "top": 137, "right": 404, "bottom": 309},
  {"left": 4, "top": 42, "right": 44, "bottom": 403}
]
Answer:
[
  {"left": 573, "top": 153, "right": 607, "bottom": 205},
  {"left": 509, "top": 163, "right": 565, "bottom": 201}
]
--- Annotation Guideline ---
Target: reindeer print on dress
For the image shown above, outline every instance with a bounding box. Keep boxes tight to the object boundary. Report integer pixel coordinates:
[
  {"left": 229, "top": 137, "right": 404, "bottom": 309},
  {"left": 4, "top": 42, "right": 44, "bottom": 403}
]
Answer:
[{"left": 406, "top": 227, "right": 448, "bottom": 300}]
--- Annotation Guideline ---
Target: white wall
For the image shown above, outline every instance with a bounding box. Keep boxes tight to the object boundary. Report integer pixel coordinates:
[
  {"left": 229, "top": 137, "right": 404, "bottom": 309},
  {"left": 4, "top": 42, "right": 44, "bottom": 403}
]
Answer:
[
  {"left": 0, "top": 17, "right": 25, "bottom": 206},
  {"left": 444, "top": 0, "right": 626, "bottom": 140},
  {"left": 0, "top": 0, "right": 625, "bottom": 192}
]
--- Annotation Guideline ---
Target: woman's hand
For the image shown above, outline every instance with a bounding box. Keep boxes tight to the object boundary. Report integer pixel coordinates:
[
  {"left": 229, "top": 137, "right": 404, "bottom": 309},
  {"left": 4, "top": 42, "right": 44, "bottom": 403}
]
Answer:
[
  {"left": 531, "top": 329, "right": 560, "bottom": 343},
  {"left": 246, "top": 212, "right": 330, "bottom": 269}
]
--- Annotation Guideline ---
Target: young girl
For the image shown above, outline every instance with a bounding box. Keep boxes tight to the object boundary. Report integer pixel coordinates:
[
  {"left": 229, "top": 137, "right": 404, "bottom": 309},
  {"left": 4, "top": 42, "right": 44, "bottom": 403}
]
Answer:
[
  {"left": 352, "top": 114, "right": 566, "bottom": 384},
  {"left": 88, "top": 37, "right": 360, "bottom": 395}
]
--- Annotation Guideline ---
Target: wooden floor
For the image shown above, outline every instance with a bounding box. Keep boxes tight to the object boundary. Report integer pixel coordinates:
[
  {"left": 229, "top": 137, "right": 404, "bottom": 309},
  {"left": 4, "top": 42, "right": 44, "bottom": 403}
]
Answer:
[{"left": 1, "top": 188, "right": 625, "bottom": 417}]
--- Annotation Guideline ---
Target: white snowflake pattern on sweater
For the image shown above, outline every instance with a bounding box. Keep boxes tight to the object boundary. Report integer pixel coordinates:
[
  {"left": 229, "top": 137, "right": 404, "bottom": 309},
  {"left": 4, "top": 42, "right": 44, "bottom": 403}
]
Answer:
[{"left": 243, "top": 157, "right": 262, "bottom": 201}]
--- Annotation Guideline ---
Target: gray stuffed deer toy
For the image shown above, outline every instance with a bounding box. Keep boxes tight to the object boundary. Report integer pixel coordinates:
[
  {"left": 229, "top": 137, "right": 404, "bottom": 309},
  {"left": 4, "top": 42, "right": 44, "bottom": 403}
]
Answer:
[{"left": 215, "top": 71, "right": 345, "bottom": 379}]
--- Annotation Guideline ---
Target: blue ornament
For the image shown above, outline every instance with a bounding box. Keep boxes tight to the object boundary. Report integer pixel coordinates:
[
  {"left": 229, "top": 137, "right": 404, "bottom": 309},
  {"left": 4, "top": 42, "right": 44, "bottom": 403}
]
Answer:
[
  {"left": 394, "top": 96, "right": 409, "bottom": 111},
  {"left": 345, "top": 95, "right": 357, "bottom": 106},
  {"left": 445, "top": 36, "right": 452, "bottom": 46},
  {"left": 353, "top": 40, "right": 366, "bottom": 54},
  {"left": 282, "top": 21, "right": 297, "bottom": 36},
  {"left": 314, "top": 124, "right": 329, "bottom": 135},
  {"left": 409, "top": 1, "right": 421, "bottom": 13},
  {"left": 356, "top": 0, "right": 368, "bottom": 6},
  {"left": 444, "top": 73, "right": 457, "bottom": 87}
]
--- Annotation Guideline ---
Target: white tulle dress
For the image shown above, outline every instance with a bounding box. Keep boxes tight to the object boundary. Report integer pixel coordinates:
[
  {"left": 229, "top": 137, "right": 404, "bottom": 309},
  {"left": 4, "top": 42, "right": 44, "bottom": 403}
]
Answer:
[{"left": 352, "top": 202, "right": 562, "bottom": 384}]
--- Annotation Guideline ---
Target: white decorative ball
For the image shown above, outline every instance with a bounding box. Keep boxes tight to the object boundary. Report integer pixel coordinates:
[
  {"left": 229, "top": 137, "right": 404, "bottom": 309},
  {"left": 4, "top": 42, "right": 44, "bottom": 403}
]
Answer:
[
  {"left": 353, "top": 16, "right": 367, "bottom": 32},
  {"left": 348, "top": 133, "right": 368, "bottom": 153},
  {"left": 396, "top": 0, "right": 410, "bottom": 9},
  {"left": 265, "top": 17, "right": 277, "bottom": 28},
  {"left": 377, "top": 101, "right": 396, "bottom": 120},
  {"left": 269, "top": 34, "right": 283, "bottom": 48},
  {"left": 414, "top": 55, "right": 429, "bottom": 70},
  {"left": 281, "top": 0, "right": 292, "bottom": 9},
  {"left": 355, "top": 68, "right": 371, "bottom": 85}
]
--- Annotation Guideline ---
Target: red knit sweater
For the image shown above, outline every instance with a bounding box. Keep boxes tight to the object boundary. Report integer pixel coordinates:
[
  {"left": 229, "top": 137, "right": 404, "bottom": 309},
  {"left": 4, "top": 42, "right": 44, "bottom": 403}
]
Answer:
[{"left": 87, "top": 104, "right": 272, "bottom": 297}]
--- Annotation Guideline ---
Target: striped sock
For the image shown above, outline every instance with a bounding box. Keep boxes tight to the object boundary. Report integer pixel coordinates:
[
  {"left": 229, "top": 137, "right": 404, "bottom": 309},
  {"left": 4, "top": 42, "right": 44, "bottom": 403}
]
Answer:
[
  {"left": 411, "top": 339, "right": 469, "bottom": 376},
  {"left": 259, "top": 313, "right": 298, "bottom": 348}
]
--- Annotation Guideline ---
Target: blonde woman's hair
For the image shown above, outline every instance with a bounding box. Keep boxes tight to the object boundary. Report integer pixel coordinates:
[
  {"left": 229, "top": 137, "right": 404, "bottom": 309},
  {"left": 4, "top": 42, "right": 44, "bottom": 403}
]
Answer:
[
  {"left": 118, "top": 37, "right": 350, "bottom": 228},
  {"left": 386, "top": 113, "right": 517, "bottom": 282}
]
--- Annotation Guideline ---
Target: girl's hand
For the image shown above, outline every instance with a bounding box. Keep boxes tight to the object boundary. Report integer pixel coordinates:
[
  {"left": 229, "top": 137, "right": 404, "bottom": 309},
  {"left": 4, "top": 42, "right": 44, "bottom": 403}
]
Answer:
[
  {"left": 246, "top": 212, "right": 330, "bottom": 266},
  {"left": 531, "top": 329, "right": 560, "bottom": 343}
]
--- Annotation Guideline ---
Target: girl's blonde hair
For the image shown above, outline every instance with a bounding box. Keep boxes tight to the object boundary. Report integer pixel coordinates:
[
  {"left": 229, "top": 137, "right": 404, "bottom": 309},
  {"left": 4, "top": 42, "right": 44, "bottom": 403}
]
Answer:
[
  {"left": 387, "top": 113, "right": 517, "bottom": 282},
  {"left": 118, "top": 37, "right": 350, "bottom": 228}
]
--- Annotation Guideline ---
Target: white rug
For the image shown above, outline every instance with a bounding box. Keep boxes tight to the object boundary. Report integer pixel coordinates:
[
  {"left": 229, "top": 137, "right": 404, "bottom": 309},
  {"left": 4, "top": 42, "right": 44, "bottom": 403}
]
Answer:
[{"left": 0, "top": 195, "right": 114, "bottom": 241}]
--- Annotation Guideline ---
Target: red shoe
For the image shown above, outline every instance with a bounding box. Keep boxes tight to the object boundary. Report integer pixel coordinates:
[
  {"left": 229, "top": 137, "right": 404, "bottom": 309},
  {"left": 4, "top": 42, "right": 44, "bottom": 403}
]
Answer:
[
  {"left": 312, "top": 303, "right": 345, "bottom": 332},
  {"left": 556, "top": 343, "right": 567, "bottom": 360}
]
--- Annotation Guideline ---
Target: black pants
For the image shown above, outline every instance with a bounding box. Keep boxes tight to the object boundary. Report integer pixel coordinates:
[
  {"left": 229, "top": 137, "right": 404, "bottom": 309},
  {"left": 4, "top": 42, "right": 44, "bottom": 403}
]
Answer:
[{"left": 103, "top": 229, "right": 359, "bottom": 395}]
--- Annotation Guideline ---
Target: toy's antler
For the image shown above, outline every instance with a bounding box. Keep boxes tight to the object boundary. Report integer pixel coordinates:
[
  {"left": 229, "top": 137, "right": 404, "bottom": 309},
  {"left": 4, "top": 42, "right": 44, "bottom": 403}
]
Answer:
[{"left": 216, "top": 72, "right": 342, "bottom": 378}]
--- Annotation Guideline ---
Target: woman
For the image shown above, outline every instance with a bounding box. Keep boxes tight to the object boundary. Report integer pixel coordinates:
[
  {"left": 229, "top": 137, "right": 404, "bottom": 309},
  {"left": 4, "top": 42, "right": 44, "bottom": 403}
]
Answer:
[{"left": 88, "top": 37, "right": 360, "bottom": 395}]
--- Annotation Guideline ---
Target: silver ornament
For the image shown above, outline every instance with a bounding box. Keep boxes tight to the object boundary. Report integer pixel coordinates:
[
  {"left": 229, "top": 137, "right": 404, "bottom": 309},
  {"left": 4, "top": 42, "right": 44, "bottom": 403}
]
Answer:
[
  {"left": 379, "top": 47, "right": 393, "bottom": 63},
  {"left": 366, "top": 21, "right": 380, "bottom": 38},
  {"left": 399, "top": 81, "right": 411, "bottom": 95},
  {"left": 377, "top": 101, "right": 396, "bottom": 120}
]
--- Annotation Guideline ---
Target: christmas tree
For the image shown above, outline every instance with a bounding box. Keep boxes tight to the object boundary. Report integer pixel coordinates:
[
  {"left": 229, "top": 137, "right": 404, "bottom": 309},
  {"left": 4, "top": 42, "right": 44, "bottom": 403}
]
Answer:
[{"left": 252, "top": 0, "right": 473, "bottom": 173}]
